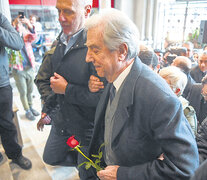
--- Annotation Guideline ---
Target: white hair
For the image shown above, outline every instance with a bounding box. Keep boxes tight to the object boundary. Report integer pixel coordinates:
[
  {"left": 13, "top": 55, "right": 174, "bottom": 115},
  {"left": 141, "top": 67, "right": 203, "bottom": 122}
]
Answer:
[
  {"left": 85, "top": 8, "right": 140, "bottom": 59},
  {"left": 159, "top": 66, "right": 187, "bottom": 96},
  {"left": 85, "top": 0, "right": 93, "bottom": 6},
  {"left": 80, "top": 0, "right": 92, "bottom": 6}
]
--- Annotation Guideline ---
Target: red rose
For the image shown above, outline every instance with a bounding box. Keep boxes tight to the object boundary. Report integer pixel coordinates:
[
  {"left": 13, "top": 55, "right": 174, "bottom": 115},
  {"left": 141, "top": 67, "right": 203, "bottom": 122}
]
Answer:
[
  {"left": 66, "top": 135, "right": 103, "bottom": 171},
  {"left": 67, "top": 135, "right": 79, "bottom": 148}
]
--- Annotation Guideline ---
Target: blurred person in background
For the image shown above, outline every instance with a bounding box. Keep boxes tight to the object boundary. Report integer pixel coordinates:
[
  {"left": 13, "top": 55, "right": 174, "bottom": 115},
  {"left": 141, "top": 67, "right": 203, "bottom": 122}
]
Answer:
[
  {"left": 182, "top": 41, "right": 194, "bottom": 59},
  {"left": 29, "top": 14, "right": 42, "bottom": 32},
  {"left": 187, "top": 74, "right": 207, "bottom": 125},
  {"left": 29, "top": 14, "right": 45, "bottom": 64},
  {"left": 196, "top": 116, "right": 207, "bottom": 164},
  {"left": 139, "top": 50, "right": 160, "bottom": 73},
  {"left": 171, "top": 56, "right": 195, "bottom": 98},
  {"left": 191, "top": 50, "right": 207, "bottom": 83},
  {"left": 182, "top": 41, "right": 197, "bottom": 68},
  {"left": 159, "top": 66, "right": 197, "bottom": 135},
  {"left": 11, "top": 14, "right": 40, "bottom": 120},
  {"left": 193, "top": 50, "right": 199, "bottom": 63},
  {"left": 203, "top": 44, "right": 207, "bottom": 51},
  {"left": 154, "top": 49, "right": 163, "bottom": 64}
]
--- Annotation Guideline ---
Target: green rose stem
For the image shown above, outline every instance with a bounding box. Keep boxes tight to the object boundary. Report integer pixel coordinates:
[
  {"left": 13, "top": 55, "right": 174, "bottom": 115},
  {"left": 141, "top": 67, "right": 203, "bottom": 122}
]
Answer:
[
  {"left": 74, "top": 145, "right": 102, "bottom": 171},
  {"left": 67, "top": 135, "right": 103, "bottom": 171}
]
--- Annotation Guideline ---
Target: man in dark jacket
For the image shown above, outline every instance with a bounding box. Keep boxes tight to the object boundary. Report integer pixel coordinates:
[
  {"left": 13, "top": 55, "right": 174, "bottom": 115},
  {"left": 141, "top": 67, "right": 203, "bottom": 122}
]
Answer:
[
  {"left": 171, "top": 56, "right": 195, "bottom": 98},
  {"left": 0, "top": 12, "right": 31, "bottom": 169},
  {"left": 190, "top": 51, "right": 207, "bottom": 83},
  {"left": 35, "top": 0, "right": 105, "bottom": 179},
  {"left": 187, "top": 75, "right": 207, "bottom": 124},
  {"left": 196, "top": 117, "right": 207, "bottom": 164}
]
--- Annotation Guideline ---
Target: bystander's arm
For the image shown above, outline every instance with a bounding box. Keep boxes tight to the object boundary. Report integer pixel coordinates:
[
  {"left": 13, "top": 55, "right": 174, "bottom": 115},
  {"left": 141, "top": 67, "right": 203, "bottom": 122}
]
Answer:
[
  {"left": 64, "top": 63, "right": 107, "bottom": 108},
  {"left": 0, "top": 13, "right": 23, "bottom": 50}
]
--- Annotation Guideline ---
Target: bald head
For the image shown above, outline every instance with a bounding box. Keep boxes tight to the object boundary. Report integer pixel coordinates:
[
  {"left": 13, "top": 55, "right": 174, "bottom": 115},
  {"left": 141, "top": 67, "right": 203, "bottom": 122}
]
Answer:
[
  {"left": 171, "top": 56, "right": 192, "bottom": 74},
  {"left": 199, "top": 51, "right": 207, "bottom": 72}
]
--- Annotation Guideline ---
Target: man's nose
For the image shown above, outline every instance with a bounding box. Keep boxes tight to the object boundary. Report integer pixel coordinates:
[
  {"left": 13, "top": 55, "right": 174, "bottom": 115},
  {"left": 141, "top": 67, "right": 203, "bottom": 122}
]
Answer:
[
  {"left": 201, "top": 62, "right": 206, "bottom": 66},
  {"left": 86, "top": 52, "right": 93, "bottom": 63},
  {"left": 59, "top": 12, "right": 66, "bottom": 21}
]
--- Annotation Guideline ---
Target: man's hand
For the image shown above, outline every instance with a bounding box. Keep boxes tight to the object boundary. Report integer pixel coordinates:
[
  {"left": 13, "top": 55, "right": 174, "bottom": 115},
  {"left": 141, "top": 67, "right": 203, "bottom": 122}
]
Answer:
[
  {"left": 158, "top": 153, "right": 164, "bottom": 161},
  {"left": 37, "top": 112, "right": 51, "bottom": 131},
  {"left": 97, "top": 165, "right": 119, "bottom": 180},
  {"left": 88, "top": 75, "right": 104, "bottom": 93},
  {"left": 50, "top": 72, "right": 68, "bottom": 94}
]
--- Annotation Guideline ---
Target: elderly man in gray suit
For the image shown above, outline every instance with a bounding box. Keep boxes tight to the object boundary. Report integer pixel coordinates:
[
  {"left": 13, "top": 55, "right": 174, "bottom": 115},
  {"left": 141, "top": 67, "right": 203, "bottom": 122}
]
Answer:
[{"left": 85, "top": 9, "right": 199, "bottom": 180}]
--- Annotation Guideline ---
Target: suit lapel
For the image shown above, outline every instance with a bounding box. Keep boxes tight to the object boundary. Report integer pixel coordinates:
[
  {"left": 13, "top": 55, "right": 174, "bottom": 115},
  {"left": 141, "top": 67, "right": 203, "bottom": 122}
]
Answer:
[
  {"left": 94, "top": 83, "right": 111, "bottom": 126},
  {"left": 88, "top": 83, "right": 111, "bottom": 158},
  {"left": 111, "top": 58, "right": 143, "bottom": 144}
]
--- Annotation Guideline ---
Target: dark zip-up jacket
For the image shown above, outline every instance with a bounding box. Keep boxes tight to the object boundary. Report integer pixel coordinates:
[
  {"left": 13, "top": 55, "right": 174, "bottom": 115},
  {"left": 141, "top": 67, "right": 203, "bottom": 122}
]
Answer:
[{"left": 42, "top": 30, "right": 106, "bottom": 145}]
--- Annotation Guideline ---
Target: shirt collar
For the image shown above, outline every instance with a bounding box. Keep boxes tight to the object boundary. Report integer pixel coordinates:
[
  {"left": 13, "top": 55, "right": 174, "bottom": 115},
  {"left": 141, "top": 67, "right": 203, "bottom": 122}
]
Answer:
[
  {"left": 60, "top": 29, "right": 83, "bottom": 54},
  {"left": 60, "top": 28, "right": 83, "bottom": 46},
  {"left": 113, "top": 61, "right": 134, "bottom": 92}
]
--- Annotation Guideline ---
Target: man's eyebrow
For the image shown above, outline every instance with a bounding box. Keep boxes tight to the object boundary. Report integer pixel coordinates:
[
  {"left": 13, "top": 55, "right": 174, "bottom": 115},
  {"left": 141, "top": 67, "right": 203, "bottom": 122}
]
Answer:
[{"left": 85, "top": 43, "right": 100, "bottom": 49}]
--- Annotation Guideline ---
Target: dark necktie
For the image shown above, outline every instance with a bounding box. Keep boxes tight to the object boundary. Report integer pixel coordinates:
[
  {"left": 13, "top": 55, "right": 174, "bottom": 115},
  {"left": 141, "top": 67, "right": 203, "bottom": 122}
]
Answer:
[{"left": 109, "top": 83, "right": 116, "bottom": 104}]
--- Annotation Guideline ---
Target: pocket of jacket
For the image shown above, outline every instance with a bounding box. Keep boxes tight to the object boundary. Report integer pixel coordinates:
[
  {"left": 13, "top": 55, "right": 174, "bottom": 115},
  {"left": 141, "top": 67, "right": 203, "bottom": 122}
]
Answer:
[{"left": 0, "top": 65, "right": 9, "bottom": 80}]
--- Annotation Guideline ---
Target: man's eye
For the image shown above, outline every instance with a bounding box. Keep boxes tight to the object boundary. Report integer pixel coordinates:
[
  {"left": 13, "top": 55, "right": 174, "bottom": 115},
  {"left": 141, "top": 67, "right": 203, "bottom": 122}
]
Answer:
[
  {"left": 93, "top": 50, "right": 99, "bottom": 54},
  {"left": 64, "top": 10, "right": 73, "bottom": 15}
]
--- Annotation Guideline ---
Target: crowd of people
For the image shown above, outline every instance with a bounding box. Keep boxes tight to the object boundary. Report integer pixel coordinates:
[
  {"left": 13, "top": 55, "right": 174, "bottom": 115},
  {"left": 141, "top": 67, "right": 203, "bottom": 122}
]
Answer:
[{"left": 1, "top": 0, "right": 207, "bottom": 179}]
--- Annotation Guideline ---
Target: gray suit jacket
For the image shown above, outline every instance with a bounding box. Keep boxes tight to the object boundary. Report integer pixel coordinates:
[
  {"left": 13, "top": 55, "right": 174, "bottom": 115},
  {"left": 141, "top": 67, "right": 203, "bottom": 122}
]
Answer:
[{"left": 89, "top": 57, "right": 199, "bottom": 180}]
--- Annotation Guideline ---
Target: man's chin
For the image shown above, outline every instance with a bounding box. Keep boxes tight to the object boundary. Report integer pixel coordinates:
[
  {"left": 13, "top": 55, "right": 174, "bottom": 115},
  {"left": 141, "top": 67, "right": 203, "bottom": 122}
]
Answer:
[
  {"left": 96, "top": 71, "right": 104, "bottom": 78},
  {"left": 62, "top": 29, "right": 73, "bottom": 36},
  {"left": 201, "top": 68, "right": 207, "bottom": 72}
]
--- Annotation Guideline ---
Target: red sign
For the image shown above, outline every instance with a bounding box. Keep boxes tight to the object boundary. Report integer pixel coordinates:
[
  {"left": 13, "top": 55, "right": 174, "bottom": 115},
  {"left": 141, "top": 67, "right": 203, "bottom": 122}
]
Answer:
[
  {"left": 9, "top": 0, "right": 114, "bottom": 8},
  {"left": 93, "top": 0, "right": 99, "bottom": 8},
  {"left": 9, "top": 0, "right": 56, "bottom": 6}
]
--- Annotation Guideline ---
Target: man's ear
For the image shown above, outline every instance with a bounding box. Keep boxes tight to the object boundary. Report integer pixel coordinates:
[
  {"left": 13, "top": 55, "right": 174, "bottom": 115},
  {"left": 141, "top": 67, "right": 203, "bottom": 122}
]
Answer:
[
  {"left": 119, "top": 43, "right": 128, "bottom": 61},
  {"left": 85, "top": 5, "right": 92, "bottom": 19}
]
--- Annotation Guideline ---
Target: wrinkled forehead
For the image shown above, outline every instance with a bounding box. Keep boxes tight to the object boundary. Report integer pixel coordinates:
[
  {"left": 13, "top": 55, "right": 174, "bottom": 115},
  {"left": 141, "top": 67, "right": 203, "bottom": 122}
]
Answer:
[
  {"left": 86, "top": 27, "right": 103, "bottom": 45},
  {"left": 199, "top": 54, "right": 207, "bottom": 61}
]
